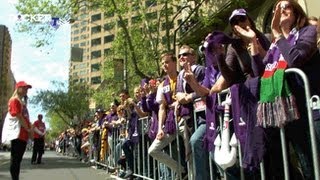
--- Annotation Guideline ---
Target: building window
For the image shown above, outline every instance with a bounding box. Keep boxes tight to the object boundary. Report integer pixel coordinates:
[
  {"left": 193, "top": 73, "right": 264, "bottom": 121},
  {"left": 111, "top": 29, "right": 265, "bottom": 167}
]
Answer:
[
  {"left": 132, "top": 2, "right": 140, "bottom": 11},
  {"left": 91, "top": 76, "right": 101, "bottom": 84},
  {"left": 80, "top": 42, "right": 86, "bottom": 47},
  {"left": 132, "top": 15, "right": 142, "bottom": 24},
  {"left": 161, "top": 35, "right": 173, "bottom": 44},
  {"left": 80, "top": 78, "right": 86, "bottom": 83},
  {"left": 146, "top": 12, "right": 157, "bottom": 20},
  {"left": 71, "top": 23, "right": 79, "bottom": 28},
  {"left": 104, "top": 22, "right": 115, "bottom": 31},
  {"left": 104, "top": 48, "right": 111, "bottom": 56},
  {"left": 91, "top": 38, "right": 101, "bottom": 46},
  {"left": 149, "top": 22, "right": 158, "bottom": 33},
  {"left": 117, "top": 19, "right": 128, "bottom": 27},
  {"left": 80, "top": 34, "right": 87, "bottom": 40},
  {"left": 91, "top": 13, "right": 101, "bottom": 22},
  {"left": 80, "top": 27, "right": 87, "bottom": 33},
  {"left": 73, "top": 29, "right": 80, "bottom": 35},
  {"left": 81, "top": 21, "right": 87, "bottom": 26},
  {"left": 91, "top": 63, "right": 100, "bottom": 72},
  {"left": 161, "top": 22, "right": 174, "bottom": 31},
  {"left": 91, "top": 26, "right": 101, "bottom": 34},
  {"left": 73, "top": 79, "right": 79, "bottom": 83},
  {"left": 73, "top": 44, "right": 79, "bottom": 48},
  {"left": 104, "top": 11, "right": 114, "bottom": 18},
  {"left": 91, "top": 50, "right": 101, "bottom": 59},
  {"left": 79, "top": 70, "right": 87, "bottom": 75},
  {"left": 73, "top": 36, "right": 79, "bottom": 41},
  {"left": 145, "top": 0, "right": 157, "bottom": 7},
  {"left": 104, "top": 35, "right": 115, "bottom": 44}
]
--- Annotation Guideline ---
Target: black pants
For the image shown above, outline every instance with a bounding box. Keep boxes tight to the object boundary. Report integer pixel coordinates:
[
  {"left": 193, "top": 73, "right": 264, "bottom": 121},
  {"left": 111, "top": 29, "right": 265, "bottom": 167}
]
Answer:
[
  {"left": 32, "top": 138, "right": 45, "bottom": 164},
  {"left": 10, "top": 139, "right": 27, "bottom": 180}
]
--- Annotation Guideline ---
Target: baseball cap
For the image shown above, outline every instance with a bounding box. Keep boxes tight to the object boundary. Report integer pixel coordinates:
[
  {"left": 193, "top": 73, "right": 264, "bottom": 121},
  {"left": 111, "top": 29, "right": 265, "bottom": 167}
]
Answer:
[
  {"left": 15, "top": 81, "right": 32, "bottom": 89},
  {"left": 96, "top": 108, "right": 106, "bottom": 113},
  {"left": 229, "top": 8, "right": 247, "bottom": 22}
]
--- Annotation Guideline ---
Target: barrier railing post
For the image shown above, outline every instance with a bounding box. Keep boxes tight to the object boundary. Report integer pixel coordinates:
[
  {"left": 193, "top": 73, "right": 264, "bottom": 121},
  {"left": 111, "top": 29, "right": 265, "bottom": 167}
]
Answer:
[
  {"left": 174, "top": 104, "right": 182, "bottom": 180},
  {"left": 280, "top": 128, "right": 290, "bottom": 180},
  {"left": 285, "top": 68, "right": 319, "bottom": 180}
]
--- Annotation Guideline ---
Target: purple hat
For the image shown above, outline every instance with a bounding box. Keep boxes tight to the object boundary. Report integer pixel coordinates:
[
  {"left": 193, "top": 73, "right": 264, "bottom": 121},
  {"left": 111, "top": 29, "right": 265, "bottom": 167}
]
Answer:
[{"left": 229, "top": 8, "right": 247, "bottom": 22}]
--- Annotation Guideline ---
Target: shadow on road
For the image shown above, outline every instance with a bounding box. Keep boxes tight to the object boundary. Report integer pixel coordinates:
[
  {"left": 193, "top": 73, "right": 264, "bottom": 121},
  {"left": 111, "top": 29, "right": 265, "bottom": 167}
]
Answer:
[{"left": 0, "top": 155, "right": 89, "bottom": 172}]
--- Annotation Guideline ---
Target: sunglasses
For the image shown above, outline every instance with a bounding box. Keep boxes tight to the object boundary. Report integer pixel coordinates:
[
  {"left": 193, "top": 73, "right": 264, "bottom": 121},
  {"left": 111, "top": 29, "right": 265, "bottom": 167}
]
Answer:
[
  {"left": 178, "top": 52, "right": 192, "bottom": 59},
  {"left": 230, "top": 16, "right": 247, "bottom": 25},
  {"left": 280, "top": 3, "right": 291, "bottom": 10}
]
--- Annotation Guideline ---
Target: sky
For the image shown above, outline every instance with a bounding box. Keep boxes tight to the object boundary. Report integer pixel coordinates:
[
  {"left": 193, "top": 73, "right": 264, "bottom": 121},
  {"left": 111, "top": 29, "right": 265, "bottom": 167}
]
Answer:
[{"left": 0, "top": 0, "right": 71, "bottom": 127}]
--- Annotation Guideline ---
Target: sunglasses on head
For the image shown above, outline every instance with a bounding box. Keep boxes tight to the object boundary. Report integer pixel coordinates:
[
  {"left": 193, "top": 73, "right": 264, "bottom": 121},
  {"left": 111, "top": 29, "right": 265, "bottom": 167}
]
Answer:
[
  {"left": 230, "top": 16, "right": 247, "bottom": 25},
  {"left": 280, "top": 3, "right": 291, "bottom": 10},
  {"left": 178, "top": 52, "right": 192, "bottom": 59}
]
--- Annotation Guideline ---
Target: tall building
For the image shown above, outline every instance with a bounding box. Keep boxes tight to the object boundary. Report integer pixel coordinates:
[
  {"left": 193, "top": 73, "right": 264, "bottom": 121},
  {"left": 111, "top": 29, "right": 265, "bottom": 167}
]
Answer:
[
  {"left": 69, "top": 1, "right": 183, "bottom": 109},
  {"left": 69, "top": 0, "right": 320, "bottom": 110},
  {"left": 0, "top": 25, "right": 15, "bottom": 140}
]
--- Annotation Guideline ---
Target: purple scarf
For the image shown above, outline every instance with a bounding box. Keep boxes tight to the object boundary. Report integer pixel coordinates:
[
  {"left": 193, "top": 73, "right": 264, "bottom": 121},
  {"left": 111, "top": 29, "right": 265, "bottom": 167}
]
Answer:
[
  {"left": 128, "top": 112, "right": 139, "bottom": 144},
  {"left": 146, "top": 93, "right": 159, "bottom": 140},
  {"left": 203, "top": 93, "right": 218, "bottom": 151},
  {"left": 162, "top": 76, "right": 176, "bottom": 134}
]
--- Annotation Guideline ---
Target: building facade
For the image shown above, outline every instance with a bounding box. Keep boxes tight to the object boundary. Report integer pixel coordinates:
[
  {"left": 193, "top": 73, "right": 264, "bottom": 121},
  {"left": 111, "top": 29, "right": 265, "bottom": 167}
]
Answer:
[
  {"left": 0, "top": 25, "right": 15, "bottom": 140},
  {"left": 69, "top": 0, "right": 319, "bottom": 109},
  {"left": 69, "top": 1, "right": 184, "bottom": 109}
]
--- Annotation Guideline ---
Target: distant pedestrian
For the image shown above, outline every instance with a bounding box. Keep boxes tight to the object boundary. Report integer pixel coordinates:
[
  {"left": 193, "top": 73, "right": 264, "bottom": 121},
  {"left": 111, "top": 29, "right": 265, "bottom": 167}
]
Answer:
[
  {"left": 1, "top": 81, "right": 33, "bottom": 180},
  {"left": 31, "top": 114, "right": 46, "bottom": 164}
]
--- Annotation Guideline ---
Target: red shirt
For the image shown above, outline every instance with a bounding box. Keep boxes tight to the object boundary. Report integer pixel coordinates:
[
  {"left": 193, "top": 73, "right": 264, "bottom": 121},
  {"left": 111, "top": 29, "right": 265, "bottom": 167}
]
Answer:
[
  {"left": 8, "top": 98, "right": 31, "bottom": 142},
  {"left": 33, "top": 120, "right": 46, "bottom": 139}
]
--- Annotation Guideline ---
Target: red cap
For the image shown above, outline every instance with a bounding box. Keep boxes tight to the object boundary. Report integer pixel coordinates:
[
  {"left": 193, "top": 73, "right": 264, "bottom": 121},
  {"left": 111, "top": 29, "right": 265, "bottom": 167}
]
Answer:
[{"left": 15, "top": 81, "right": 32, "bottom": 89}]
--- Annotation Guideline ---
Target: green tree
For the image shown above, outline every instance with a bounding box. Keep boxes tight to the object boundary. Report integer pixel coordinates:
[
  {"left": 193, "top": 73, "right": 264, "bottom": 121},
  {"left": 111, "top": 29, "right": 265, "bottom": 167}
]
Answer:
[
  {"left": 14, "top": 0, "right": 215, "bottom": 108},
  {"left": 30, "top": 81, "right": 91, "bottom": 129}
]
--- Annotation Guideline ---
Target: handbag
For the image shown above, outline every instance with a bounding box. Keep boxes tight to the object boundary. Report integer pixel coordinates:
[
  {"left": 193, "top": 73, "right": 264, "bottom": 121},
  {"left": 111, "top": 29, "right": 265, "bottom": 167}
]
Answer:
[{"left": 1, "top": 112, "right": 21, "bottom": 144}]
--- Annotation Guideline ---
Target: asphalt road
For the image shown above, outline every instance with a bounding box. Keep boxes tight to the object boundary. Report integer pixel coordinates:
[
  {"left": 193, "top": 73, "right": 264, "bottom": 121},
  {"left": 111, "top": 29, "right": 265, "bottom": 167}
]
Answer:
[{"left": 0, "top": 150, "right": 119, "bottom": 180}]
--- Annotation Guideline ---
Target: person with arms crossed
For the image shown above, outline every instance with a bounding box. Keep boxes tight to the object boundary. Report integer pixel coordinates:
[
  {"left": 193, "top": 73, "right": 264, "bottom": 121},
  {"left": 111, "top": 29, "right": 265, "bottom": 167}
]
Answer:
[{"left": 31, "top": 114, "right": 46, "bottom": 164}]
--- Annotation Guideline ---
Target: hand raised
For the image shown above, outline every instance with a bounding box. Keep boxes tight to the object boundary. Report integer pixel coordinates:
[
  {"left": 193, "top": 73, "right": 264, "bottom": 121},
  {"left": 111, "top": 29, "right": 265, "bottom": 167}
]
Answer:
[
  {"left": 183, "top": 62, "right": 194, "bottom": 82},
  {"left": 234, "top": 25, "right": 256, "bottom": 40},
  {"left": 271, "top": 3, "right": 282, "bottom": 36}
]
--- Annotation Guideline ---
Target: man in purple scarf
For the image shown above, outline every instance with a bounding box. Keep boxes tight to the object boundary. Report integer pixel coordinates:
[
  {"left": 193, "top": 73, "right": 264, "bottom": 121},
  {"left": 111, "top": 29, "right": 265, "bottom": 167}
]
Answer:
[{"left": 148, "top": 52, "right": 189, "bottom": 178}]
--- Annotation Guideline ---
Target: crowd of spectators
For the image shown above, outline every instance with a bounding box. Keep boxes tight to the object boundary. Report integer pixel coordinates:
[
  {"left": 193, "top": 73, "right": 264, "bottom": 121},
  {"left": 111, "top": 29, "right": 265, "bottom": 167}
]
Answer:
[{"left": 54, "top": 1, "right": 320, "bottom": 180}]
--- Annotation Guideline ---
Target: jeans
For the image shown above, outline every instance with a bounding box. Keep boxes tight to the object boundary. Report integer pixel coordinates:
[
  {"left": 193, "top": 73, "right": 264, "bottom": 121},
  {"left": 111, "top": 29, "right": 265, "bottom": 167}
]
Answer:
[
  {"left": 122, "top": 139, "right": 135, "bottom": 171},
  {"left": 10, "top": 139, "right": 27, "bottom": 180},
  {"left": 190, "top": 123, "right": 210, "bottom": 180},
  {"left": 148, "top": 117, "right": 187, "bottom": 174}
]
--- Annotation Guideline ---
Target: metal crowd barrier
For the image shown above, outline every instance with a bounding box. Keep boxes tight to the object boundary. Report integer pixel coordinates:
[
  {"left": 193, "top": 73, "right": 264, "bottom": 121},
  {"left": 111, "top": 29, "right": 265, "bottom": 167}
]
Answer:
[{"left": 89, "top": 68, "right": 319, "bottom": 180}]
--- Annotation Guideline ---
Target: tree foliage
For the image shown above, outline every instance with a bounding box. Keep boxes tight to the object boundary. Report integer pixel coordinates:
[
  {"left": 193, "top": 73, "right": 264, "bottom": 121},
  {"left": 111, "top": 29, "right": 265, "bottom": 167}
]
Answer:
[
  {"left": 30, "top": 81, "right": 91, "bottom": 129},
  {"left": 14, "top": 0, "right": 224, "bottom": 108}
]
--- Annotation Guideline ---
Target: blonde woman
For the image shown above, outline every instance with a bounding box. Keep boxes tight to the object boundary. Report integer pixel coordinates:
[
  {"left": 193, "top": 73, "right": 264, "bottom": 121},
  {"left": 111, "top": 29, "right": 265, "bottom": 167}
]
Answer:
[{"left": 2, "top": 81, "right": 33, "bottom": 180}]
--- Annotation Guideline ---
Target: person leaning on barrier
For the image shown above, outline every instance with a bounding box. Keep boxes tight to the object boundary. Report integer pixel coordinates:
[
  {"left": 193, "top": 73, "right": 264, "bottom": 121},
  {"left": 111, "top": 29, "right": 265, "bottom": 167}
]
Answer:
[
  {"left": 118, "top": 89, "right": 141, "bottom": 179},
  {"left": 148, "top": 52, "right": 189, "bottom": 179},
  {"left": 237, "top": 1, "right": 320, "bottom": 179},
  {"left": 308, "top": 16, "right": 320, "bottom": 48},
  {"left": 175, "top": 45, "right": 206, "bottom": 178},
  {"left": 104, "top": 102, "right": 119, "bottom": 167},
  {"left": 183, "top": 33, "right": 228, "bottom": 180},
  {"left": 205, "top": 8, "right": 271, "bottom": 179},
  {"left": 93, "top": 108, "right": 107, "bottom": 163}
]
